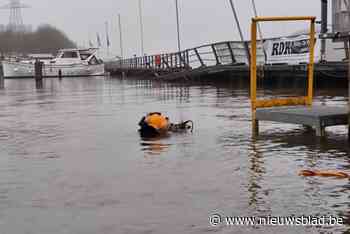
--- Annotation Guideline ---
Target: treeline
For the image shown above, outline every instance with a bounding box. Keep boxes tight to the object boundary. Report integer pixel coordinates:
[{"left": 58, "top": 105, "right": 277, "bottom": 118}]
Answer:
[{"left": 0, "top": 24, "right": 76, "bottom": 55}]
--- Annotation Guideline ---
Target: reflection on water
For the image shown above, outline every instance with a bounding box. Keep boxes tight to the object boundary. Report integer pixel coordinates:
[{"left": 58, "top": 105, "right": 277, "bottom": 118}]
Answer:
[
  {"left": 0, "top": 76, "right": 349, "bottom": 233},
  {"left": 139, "top": 133, "right": 172, "bottom": 156},
  {"left": 140, "top": 141, "right": 171, "bottom": 156},
  {"left": 248, "top": 139, "right": 268, "bottom": 214}
]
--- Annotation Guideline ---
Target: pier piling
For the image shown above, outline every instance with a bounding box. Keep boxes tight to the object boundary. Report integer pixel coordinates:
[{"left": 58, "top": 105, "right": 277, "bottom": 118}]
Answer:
[
  {"left": 58, "top": 69, "right": 62, "bottom": 80},
  {"left": 34, "top": 59, "right": 43, "bottom": 88},
  {"left": 0, "top": 63, "right": 4, "bottom": 89}
]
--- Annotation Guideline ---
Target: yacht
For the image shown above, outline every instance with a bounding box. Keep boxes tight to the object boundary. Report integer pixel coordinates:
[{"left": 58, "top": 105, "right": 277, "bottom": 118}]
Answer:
[{"left": 2, "top": 48, "right": 105, "bottom": 78}]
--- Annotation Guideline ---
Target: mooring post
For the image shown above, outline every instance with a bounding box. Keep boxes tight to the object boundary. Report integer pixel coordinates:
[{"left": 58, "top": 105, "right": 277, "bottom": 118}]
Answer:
[
  {"left": 0, "top": 62, "right": 4, "bottom": 89},
  {"left": 34, "top": 59, "right": 43, "bottom": 88},
  {"left": 58, "top": 69, "right": 62, "bottom": 80}
]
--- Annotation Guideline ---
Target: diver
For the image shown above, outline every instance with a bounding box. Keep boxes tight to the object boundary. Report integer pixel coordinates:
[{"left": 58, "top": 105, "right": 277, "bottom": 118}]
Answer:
[{"left": 138, "top": 112, "right": 193, "bottom": 138}]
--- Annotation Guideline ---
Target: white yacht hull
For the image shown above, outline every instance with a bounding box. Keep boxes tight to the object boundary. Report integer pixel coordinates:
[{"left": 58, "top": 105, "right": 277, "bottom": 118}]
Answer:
[{"left": 2, "top": 61, "right": 105, "bottom": 78}]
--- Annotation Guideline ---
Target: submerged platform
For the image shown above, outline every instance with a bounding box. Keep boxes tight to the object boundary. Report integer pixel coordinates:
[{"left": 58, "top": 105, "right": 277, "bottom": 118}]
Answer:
[{"left": 255, "top": 105, "right": 348, "bottom": 137}]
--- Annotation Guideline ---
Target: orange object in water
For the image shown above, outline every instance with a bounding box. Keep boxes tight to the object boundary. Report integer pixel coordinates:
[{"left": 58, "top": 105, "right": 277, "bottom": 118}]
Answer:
[
  {"left": 145, "top": 113, "right": 169, "bottom": 131},
  {"left": 299, "top": 169, "right": 349, "bottom": 178}
]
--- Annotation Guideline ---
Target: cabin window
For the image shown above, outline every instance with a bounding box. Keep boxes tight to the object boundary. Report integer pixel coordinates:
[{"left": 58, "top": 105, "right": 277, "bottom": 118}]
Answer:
[
  {"left": 62, "top": 51, "right": 78, "bottom": 58},
  {"left": 88, "top": 56, "right": 99, "bottom": 65},
  {"left": 80, "top": 53, "right": 92, "bottom": 60}
]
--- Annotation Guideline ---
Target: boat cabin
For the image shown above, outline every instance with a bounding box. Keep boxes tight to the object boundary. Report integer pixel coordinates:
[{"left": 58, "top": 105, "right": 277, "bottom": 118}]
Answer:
[
  {"left": 53, "top": 48, "right": 102, "bottom": 65},
  {"left": 27, "top": 53, "right": 54, "bottom": 60}
]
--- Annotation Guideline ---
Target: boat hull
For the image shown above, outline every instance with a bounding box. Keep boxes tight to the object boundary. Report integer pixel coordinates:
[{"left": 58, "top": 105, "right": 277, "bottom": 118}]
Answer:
[{"left": 2, "top": 61, "right": 105, "bottom": 78}]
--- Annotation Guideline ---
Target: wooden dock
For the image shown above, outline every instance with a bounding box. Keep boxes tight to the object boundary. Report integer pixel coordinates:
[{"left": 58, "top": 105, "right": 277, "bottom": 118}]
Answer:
[{"left": 255, "top": 106, "right": 348, "bottom": 137}]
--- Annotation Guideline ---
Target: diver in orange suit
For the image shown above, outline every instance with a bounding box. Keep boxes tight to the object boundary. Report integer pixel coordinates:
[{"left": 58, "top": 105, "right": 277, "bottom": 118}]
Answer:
[
  {"left": 138, "top": 112, "right": 194, "bottom": 138},
  {"left": 138, "top": 112, "right": 170, "bottom": 138}
]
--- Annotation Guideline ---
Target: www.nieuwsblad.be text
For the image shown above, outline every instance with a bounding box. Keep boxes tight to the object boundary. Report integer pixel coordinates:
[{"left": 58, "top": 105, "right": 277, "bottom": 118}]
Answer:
[{"left": 209, "top": 214, "right": 344, "bottom": 227}]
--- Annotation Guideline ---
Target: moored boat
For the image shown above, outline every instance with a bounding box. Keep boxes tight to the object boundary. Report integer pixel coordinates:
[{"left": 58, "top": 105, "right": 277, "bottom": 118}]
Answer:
[{"left": 2, "top": 48, "right": 105, "bottom": 78}]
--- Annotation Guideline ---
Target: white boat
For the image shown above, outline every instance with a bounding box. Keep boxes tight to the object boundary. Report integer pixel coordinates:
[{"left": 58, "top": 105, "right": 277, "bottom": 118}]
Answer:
[{"left": 2, "top": 48, "right": 105, "bottom": 78}]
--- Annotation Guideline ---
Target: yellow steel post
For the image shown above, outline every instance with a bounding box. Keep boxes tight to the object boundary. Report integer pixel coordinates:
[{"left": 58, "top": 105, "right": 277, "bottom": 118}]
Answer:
[
  {"left": 251, "top": 19, "right": 258, "bottom": 135},
  {"left": 307, "top": 18, "right": 316, "bottom": 106},
  {"left": 250, "top": 16, "right": 316, "bottom": 136}
]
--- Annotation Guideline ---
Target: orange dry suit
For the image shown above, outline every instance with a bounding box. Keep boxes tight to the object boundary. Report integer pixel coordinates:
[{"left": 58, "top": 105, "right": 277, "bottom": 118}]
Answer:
[{"left": 138, "top": 112, "right": 170, "bottom": 137}]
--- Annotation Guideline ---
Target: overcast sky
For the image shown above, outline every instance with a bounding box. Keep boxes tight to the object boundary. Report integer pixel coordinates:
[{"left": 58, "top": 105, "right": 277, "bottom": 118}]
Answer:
[{"left": 0, "top": 0, "right": 330, "bottom": 57}]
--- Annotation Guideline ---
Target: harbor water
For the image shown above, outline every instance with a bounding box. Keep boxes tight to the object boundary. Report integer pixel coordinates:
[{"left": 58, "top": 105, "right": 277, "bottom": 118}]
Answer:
[{"left": 0, "top": 76, "right": 349, "bottom": 234}]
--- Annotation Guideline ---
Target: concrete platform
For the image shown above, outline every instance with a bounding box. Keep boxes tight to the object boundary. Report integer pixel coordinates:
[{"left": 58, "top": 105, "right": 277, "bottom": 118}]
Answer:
[{"left": 255, "top": 105, "right": 348, "bottom": 136}]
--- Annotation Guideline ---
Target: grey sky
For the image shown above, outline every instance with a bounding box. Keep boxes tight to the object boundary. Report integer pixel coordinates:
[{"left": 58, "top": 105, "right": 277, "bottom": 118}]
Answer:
[{"left": 0, "top": 0, "right": 327, "bottom": 57}]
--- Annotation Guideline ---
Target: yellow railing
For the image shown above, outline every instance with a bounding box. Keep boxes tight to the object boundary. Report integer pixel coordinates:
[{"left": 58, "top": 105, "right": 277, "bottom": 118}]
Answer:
[{"left": 250, "top": 16, "right": 316, "bottom": 132}]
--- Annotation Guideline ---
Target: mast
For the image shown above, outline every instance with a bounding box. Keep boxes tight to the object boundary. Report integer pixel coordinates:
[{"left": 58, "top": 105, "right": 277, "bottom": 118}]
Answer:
[
  {"left": 251, "top": 0, "right": 263, "bottom": 40},
  {"left": 105, "top": 21, "right": 110, "bottom": 56},
  {"left": 118, "top": 14, "right": 124, "bottom": 59},
  {"left": 228, "top": 0, "right": 250, "bottom": 64},
  {"left": 251, "top": 0, "right": 267, "bottom": 61},
  {"left": 138, "top": 0, "right": 145, "bottom": 56},
  {"left": 175, "top": 0, "right": 181, "bottom": 52}
]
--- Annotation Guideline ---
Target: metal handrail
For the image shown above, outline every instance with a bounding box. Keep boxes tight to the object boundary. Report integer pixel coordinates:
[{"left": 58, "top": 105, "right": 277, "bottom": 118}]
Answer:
[
  {"left": 111, "top": 40, "right": 265, "bottom": 71},
  {"left": 250, "top": 16, "right": 316, "bottom": 136}
]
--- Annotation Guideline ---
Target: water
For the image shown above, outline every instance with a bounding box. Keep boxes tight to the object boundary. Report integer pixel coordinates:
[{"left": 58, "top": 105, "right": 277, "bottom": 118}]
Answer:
[{"left": 0, "top": 77, "right": 349, "bottom": 234}]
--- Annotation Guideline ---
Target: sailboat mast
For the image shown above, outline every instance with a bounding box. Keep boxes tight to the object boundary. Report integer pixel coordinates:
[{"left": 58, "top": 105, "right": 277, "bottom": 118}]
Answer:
[
  {"left": 138, "top": 0, "right": 145, "bottom": 56},
  {"left": 251, "top": 0, "right": 267, "bottom": 61},
  {"left": 228, "top": 0, "right": 250, "bottom": 63},
  {"left": 105, "top": 21, "right": 110, "bottom": 56},
  {"left": 118, "top": 14, "right": 124, "bottom": 59},
  {"left": 175, "top": 0, "right": 181, "bottom": 52},
  {"left": 251, "top": 0, "right": 263, "bottom": 40}
]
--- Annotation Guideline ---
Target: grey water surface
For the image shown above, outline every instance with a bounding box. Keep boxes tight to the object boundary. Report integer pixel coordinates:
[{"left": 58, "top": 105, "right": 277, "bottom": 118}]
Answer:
[{"left": 0, "top": 76, "right": 349, "bottom": 234}]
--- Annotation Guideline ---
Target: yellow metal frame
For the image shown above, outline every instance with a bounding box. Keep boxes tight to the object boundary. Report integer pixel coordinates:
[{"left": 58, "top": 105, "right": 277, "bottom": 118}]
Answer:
[{"left": 251, "top": 16, "right": 316, "bottom": 112}]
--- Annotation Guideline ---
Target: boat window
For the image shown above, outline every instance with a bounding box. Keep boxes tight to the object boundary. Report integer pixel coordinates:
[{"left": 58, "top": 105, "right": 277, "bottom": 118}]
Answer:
[
  {"left": 62, "top": 51, "right": 78, "bottom": 58},
  {"left": 57, "top": 52, "right": 63, "bottom": 58},
  {"left": 80, "top": 53, "right": 92, "bottom": 60},
  {"left": 88, "top": 56, "right": 99, "bottom": 65}
]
